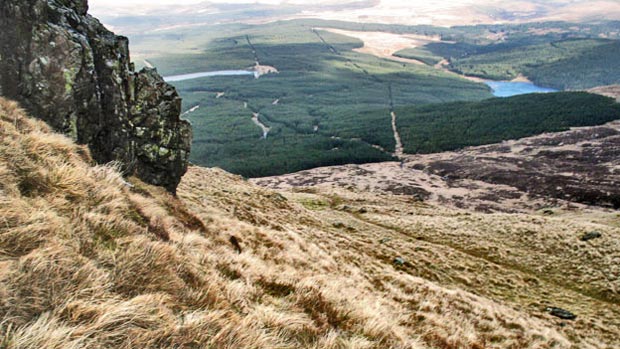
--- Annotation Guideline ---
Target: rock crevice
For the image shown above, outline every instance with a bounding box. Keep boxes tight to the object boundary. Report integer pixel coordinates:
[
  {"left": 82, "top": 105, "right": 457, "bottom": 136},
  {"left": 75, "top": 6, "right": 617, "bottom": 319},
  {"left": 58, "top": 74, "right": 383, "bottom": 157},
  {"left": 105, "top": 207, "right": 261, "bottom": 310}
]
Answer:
[{"left": 0, "top": 0, "right": 192, "bottom": 192}]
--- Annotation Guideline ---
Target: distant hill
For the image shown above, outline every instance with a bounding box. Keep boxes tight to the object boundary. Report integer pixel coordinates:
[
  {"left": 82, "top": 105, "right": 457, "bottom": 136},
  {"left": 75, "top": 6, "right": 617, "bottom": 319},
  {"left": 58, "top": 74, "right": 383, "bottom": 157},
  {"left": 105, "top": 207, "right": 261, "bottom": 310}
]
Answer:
[{"left": 92, "top": 0, "right": 620, "bottom": 33}]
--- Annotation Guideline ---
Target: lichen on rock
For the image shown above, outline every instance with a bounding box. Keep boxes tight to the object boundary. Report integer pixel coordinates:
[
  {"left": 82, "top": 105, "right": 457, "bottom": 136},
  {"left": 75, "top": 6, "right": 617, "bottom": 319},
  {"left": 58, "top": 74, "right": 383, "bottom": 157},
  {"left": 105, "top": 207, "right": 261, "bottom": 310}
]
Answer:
[{"left": 0, "top": 0, "right": 192, "bottom": 193}]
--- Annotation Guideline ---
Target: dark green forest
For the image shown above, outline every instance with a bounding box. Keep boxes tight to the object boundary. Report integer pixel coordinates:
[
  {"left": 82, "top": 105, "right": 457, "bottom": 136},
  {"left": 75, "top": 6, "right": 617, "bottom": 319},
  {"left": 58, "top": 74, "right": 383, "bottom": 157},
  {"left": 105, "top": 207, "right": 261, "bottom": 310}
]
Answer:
[
  {"left": 129, "top": 19, "right": 620, "bottom": 177},
  {"left": 394, "top": 92, "right": 620, "bottom": 154},
  {"left": 165, "top": 21, "right": 491, "bottom": 177}
]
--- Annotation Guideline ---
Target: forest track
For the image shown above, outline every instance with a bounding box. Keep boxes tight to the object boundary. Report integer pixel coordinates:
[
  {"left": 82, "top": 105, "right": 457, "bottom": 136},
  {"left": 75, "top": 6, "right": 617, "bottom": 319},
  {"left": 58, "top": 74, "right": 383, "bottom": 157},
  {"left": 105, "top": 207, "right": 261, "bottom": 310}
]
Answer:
[
  {"left": 391, "top": 111, "right": 404, "bottom": 158},
  {"left": 388, "top": 84, "right": 403, "bottom": 158},
  {"left": 252, "top": 112, "right": 271, "bottom": 139},
  {"left": 245, "top": 35, "right": 260, "bottom": 64},
  {"left": 314, "top": 29, "right": 402, "bottom": 156}
]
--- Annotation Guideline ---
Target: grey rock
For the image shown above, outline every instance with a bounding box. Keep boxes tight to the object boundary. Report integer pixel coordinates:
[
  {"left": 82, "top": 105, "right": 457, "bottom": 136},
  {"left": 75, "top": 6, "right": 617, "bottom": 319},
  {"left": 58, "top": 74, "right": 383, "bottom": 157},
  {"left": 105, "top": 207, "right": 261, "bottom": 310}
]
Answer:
[
  {"left": 379, "top": 237, "right": 391, "bottom": 244},
  {"left": 546, "top": 307, "right": 576, "bottom": 320},
  {"left": 0, "top": 0, "right": 191, "bottom": 193},
  {"left": 393, "top": 257, "right": 405, "bottom": 266},
  {"left": 580, "top": 231, "right": 602, "bottom": 242}
]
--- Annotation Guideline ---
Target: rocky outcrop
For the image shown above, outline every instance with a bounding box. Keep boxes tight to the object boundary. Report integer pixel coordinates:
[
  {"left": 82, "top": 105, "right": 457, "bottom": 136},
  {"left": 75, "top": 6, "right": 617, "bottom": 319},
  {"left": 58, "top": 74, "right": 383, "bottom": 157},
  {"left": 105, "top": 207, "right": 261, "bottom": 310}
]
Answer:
[{"left": 0, "top": 0, "right": 192, "bottom": 192}]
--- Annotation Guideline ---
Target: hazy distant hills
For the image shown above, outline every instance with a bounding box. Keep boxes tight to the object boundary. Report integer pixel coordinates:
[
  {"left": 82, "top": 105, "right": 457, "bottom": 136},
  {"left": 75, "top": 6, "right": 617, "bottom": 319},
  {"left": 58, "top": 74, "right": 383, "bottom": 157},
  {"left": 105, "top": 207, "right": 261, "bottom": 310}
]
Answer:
[{"left": 92, "top": 0, "right": 620, "bottom": 34}]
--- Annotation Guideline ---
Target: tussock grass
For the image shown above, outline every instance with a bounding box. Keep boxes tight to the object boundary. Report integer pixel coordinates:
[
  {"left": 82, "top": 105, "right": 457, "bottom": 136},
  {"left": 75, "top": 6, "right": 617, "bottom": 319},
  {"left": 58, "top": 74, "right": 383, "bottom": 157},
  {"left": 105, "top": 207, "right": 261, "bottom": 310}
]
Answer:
[{"left": 0, "top": 97, "right": 618, "bottom": 348}]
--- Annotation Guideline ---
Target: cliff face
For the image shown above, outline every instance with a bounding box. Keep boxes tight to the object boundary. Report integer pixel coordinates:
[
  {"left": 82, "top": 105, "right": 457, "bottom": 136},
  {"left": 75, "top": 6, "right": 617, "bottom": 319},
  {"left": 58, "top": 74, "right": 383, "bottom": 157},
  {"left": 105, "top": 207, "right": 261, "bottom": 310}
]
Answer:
[{"left": 0, "top": 0, "right": 192, "bottom": 192}]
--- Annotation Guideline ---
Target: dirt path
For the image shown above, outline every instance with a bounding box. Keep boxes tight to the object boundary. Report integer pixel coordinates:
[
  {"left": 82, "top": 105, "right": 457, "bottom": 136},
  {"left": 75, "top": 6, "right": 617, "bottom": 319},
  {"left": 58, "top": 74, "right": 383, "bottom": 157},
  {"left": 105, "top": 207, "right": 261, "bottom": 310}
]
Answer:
[
  {"left": 391, "top": 111, "right": 404, "bottom": 158},
  {"left": 434, "top": 59, "right": 487, "bottom": 83},
  {"left": 252, "top": 112, "right": 271, "bottom": 139},
  {"left": 181, "top": 105, "right": 200, "bottom": 116},
  {"left": 388, "top": 84, "right": 403, "bottom": 158}
]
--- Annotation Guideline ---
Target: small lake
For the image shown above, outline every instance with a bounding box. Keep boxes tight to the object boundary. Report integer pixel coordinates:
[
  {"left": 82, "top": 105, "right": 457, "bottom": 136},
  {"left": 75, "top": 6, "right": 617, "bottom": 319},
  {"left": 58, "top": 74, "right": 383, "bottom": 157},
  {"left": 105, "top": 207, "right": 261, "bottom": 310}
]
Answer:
[
  {"left": 164, "top": 70, "right": 256, "bottom": 82},
  {"left": 485, "top": 81, "right": 558, "bottom": 97}
]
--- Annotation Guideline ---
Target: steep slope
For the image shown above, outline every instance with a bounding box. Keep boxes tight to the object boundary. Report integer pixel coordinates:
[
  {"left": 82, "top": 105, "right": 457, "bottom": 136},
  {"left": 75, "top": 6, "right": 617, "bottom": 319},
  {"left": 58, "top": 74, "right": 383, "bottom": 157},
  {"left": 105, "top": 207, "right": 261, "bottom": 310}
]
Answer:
[
  {"left": 0, "top": 0, "right": 191, "bottom": 192},
  {"left": 1, "top": 98, "right": 619, "bottom": 348}
]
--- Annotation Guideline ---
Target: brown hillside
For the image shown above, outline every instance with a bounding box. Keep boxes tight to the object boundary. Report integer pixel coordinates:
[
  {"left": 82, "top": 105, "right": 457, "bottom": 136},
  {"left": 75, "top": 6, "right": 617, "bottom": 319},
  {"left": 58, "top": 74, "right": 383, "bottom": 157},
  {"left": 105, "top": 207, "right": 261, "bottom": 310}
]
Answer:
[{"left": 1, "top": 98, "right": 619, "bottom": 348}]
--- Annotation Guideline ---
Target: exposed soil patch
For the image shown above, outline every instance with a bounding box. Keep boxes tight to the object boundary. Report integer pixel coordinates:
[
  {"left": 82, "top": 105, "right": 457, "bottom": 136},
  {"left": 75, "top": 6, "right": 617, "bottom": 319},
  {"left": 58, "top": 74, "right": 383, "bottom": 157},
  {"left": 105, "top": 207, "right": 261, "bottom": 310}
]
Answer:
[
  {"left": 320, "top": 28, "right": 441, "bottom": 65},
  {"left": 589, "top": 85, "right": 620, "bottom": 101}
]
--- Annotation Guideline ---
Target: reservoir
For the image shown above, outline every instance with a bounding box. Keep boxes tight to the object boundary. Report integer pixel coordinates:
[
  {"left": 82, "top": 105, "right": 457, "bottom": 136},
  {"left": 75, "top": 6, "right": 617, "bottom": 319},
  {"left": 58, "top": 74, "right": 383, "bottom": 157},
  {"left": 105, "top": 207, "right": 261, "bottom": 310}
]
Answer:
[
  {"left": 485, "top": 81, "right": 557, "bottom": 97},
  {"left": 164, "top": 70, "right": 256, "bottom": 82}
]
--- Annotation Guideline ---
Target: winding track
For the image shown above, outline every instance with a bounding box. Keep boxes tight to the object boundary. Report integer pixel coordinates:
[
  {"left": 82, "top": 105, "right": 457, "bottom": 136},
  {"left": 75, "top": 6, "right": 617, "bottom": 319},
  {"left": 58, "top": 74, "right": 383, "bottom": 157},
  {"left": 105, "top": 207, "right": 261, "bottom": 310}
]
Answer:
[{"left": 252, "top": 112, "right": 271, "bottom": 139}]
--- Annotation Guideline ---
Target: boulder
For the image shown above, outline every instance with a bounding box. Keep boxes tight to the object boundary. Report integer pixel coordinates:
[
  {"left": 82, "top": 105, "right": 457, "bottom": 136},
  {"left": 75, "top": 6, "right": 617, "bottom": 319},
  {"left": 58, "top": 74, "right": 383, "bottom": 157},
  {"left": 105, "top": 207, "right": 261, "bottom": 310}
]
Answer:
[
  {"left": 580, "top": 231, "right": 602, "bottom": 242},
  {"left": 546, "top": 307, "right": 577, "bottom": 320},
  {"left": 393, "top": 257, "right": 406, "bottom": 266}
]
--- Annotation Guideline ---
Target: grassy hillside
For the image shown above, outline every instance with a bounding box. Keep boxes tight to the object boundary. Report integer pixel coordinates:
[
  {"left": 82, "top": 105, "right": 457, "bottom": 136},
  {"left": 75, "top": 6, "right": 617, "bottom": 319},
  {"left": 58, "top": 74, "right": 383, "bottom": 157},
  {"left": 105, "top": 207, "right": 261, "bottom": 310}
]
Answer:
[
  {"left": 449, "top": 39, "right": 620, "bottom": 90},
  {"left": 393, "top": 47, "right": 444, "bottom": 66},
  {"left": 1, "top": 98, "right": 619, "bottom": 348},
  {"left": 391, "top": 92, "right": 620, "bottom": 154},
  {"left": 387, "top": 21, "right": 620, "bottom": 90}
]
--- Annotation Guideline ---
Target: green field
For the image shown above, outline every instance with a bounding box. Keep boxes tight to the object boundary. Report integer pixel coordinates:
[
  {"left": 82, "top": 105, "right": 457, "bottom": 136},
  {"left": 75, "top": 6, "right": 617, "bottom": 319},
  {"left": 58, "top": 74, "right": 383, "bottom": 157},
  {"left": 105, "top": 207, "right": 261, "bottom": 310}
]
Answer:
[
  {"left": 128, "top": 19, "right": 620, "bottom": 177},
  {"left": 393, "top": 47, "right": 444, "bottom": 66}
]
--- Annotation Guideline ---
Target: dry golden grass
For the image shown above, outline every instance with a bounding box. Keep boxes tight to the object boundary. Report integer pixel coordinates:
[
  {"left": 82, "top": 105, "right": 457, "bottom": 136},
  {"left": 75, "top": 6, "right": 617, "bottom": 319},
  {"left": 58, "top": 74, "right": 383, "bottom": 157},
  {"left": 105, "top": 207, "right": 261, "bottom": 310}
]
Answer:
[
  {"left": 181, "top": 168, "right": 620, "bottom": 349},
  {"left": 1, "top": 97, "right": 619, "bottom": 348}
]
